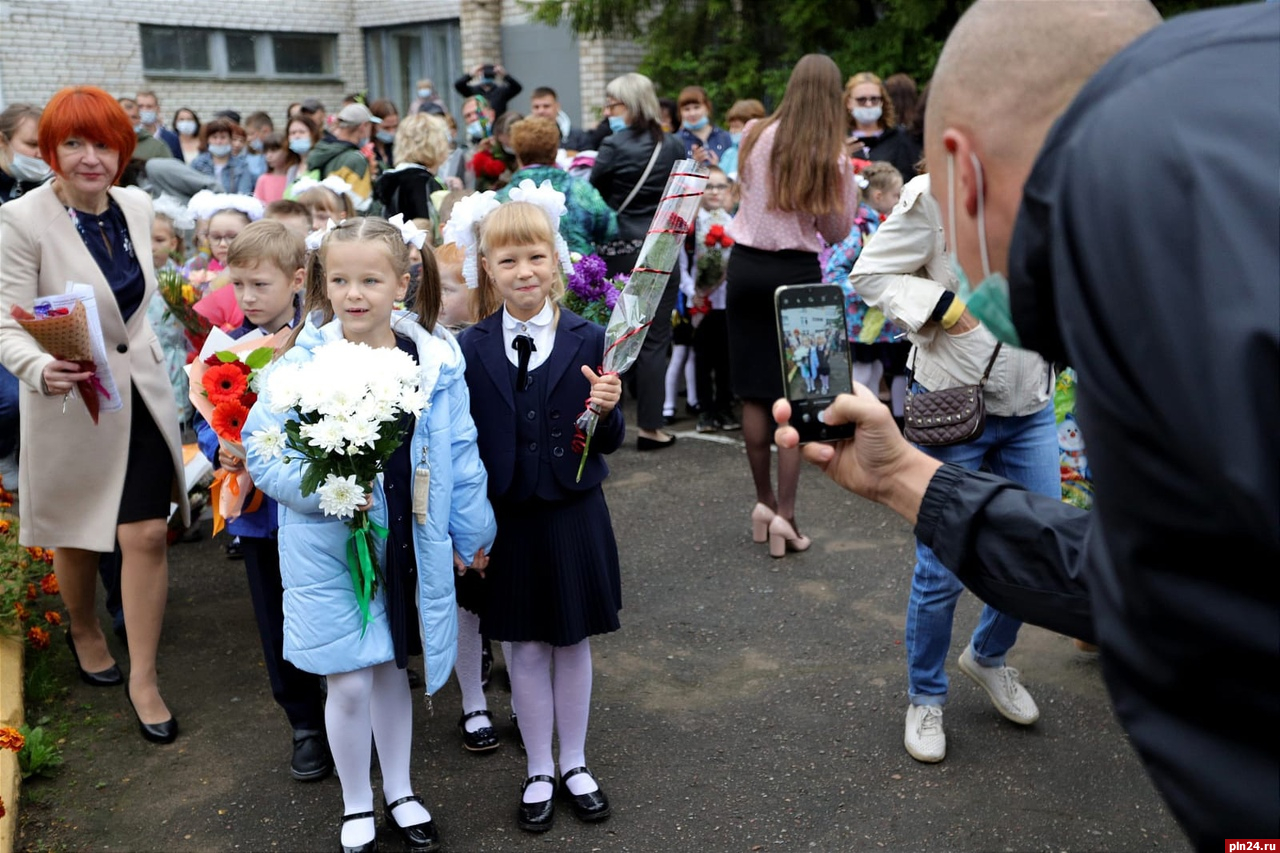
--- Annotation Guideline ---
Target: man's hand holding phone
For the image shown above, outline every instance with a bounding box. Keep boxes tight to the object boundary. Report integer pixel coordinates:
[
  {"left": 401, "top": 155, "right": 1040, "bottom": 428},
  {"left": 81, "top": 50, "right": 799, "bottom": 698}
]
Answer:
[{"left": 773, "top": 389, "right": 941, "bottom": 525}]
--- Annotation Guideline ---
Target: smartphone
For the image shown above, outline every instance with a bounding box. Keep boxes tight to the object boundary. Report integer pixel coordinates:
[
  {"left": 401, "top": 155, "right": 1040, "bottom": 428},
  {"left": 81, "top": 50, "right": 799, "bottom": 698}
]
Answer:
[{"left": 775, "top": 284, "right": 856, "bottom": 443}]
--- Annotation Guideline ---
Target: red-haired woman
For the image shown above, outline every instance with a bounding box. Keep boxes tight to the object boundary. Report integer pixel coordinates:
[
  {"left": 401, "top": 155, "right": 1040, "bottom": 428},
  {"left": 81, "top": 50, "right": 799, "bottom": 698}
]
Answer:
[
  {"left": 726, "top": 55, "right": 858, "bottom": 557},
  {"left": 0, "top": 86, "right": 188, "bottom": 744}
]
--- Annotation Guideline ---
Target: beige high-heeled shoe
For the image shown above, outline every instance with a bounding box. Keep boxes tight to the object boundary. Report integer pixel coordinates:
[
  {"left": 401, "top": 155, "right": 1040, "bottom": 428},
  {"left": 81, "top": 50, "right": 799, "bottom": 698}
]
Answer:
[
  {"left": 751, "top": 502, "right": 777, "bottom": 543},
  {"left": 768, "top": 515, "right": 812, "bottom": 558}
]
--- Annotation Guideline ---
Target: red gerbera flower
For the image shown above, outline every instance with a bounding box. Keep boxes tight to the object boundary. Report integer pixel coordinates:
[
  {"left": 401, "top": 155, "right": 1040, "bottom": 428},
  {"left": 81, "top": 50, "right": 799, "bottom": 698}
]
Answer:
[
  {"left": 211, "top": 400, "right": 250, "bottom": 442},
  {"left": 204, "top": 362, "right": 250, "bottom": 405}
]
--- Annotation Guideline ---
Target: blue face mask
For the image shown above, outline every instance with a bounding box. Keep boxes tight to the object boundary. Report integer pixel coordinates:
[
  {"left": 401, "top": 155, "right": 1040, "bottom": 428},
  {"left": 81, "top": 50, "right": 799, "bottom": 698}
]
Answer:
[
  {"left": 289, "top": 137, "right": 312, "bottom": 155},
  {"left": 208, "top": 143, "right": 232, "bottom": 158},
  {"left": 730, "top": 132, "right": 741, "bottom": 145},
  {"left": 607, "top": 115, "right": 627, "bottom": 133},
  {"left": 139, "top": 110, "right": 157, "bottom": 125},
  {"left": 416, "top": 87, "right": 432, "bottom": 99},
  {"left": 947, "top": 151, "right": 1020, "bottom": 346},
  {"left": 466, "top": 120, "right": 486, "bottom": 141},
  {"left": 682, "top": 115, "right": 709, "bottom": 132},
  {"left": 249, "top": 138, "right": 264, "bottom": 153},
  {"left": 376, "top": 130, "right": 395, "bottom": 144}
]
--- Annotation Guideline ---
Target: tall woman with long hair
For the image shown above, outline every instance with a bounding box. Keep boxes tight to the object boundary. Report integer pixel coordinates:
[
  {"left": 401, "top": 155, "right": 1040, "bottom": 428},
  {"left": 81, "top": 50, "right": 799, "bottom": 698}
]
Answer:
[{"left": 726, "top": 54, "right": 857, "bottom": 557}]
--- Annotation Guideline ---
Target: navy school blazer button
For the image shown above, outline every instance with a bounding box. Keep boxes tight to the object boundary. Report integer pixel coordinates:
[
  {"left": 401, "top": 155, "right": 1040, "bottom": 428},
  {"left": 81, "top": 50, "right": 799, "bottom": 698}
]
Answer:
[
  {"left": 528, "top": 441, "right": 537, "bottom": 452},
  {"left": 526, "top": 410, "right": 537, "bottom": 420},
  {"left": 116, "top": 343, "right": 128, "bottom": 353},
  {"left": 549, "top": 409, "right": 560, "bottom": 419},
  {"left": 553, "top": 446, "right": 564, "bottom": 458},
  {"left": 550, "top": 427, "right": 562, "bottom": 438}
]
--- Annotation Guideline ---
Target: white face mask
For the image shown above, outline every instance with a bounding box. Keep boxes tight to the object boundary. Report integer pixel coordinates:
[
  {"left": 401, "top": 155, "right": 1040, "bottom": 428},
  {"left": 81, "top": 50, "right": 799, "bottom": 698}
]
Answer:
[
  {"left": 139, "top": 110, "right": 158, "bottom": 125},
  {"left": 176, "top": 120, "right": 198, "bottom": 136},
  {"left": 852, "top": 105, "right": 883, "bottom": 126},
  {"left": 8, "top": 152, "right": 52, "bottom": 183}
]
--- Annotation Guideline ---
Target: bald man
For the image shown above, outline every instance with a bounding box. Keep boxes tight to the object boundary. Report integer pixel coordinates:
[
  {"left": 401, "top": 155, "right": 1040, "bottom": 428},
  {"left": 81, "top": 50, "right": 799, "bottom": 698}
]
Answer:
[{"left": 776, "top": 0, "right": 1279, "bottom": 847}]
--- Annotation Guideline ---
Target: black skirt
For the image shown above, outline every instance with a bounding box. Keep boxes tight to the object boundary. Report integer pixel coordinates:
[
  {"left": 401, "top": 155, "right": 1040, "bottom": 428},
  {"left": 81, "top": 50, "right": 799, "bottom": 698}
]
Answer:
[
  {"left": 480, "top": 487, "right": 622, "bottom": 647},
  {"left": 725, "top": 244, "right": 822, "bottom": 401},
  {"left": 117, "top": 389, "right": 175, "bottom": 525}
]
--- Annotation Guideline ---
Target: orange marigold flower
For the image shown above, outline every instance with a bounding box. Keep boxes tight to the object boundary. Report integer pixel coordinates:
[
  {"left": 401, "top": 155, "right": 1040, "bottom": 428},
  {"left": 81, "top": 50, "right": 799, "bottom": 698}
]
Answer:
[
  {"left": 42, "top": 548, "right": 54, "bottom": 564},
  {"left": 26, "top": 626, "right": 50, "bottom": 651},
  {"left": 13, "top": 602, "right": 28, "bottom": 620},
  {"left": 0, "top": 726, "right": 25, "bottom": 752},
  {"left": 26, "top": 546, "right": 42, "bottom": 562},
  {"left": 44, "top": 611, "right": 62, "bottom": 626},
  {"left": 41, "top": 573, "right": 59, "bottom": 595},
  {"left": 203, "top": 362, "right": 250, "bottom": 405},
  {"left": 0, "top": 519, "right": 10, "bottom": 535},
  {"left": 25, "top": 582, "right": 37, "bottom": 601},
  {"left": 211, "top": 400, "right": 250, "bottom": 443}
]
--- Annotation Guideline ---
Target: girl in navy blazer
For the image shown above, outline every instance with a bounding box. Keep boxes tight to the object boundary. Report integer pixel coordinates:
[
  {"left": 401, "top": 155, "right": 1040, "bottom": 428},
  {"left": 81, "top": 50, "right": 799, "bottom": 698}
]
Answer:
[{"left": 457, "top": 198, "right": 623, "bottom": 833}]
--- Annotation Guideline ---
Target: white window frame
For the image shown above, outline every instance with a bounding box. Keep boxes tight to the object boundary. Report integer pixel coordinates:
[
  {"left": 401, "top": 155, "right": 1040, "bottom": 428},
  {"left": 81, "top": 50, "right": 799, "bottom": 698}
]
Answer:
[{"left": 140, "top": 26, "right": 340, "bottom": 81}]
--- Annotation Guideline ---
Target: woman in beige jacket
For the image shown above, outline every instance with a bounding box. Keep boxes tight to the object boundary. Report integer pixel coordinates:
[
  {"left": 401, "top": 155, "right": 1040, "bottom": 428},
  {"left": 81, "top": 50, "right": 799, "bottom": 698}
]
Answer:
[{"left": 0, "top": 86, "right": 187, "bottom": 744}]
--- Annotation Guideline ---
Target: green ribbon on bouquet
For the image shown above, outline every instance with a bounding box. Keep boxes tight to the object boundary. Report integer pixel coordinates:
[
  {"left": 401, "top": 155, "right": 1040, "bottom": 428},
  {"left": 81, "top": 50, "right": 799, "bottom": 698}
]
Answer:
[{"left": 345, "top": 510, "right": 389, "bottom": 635}]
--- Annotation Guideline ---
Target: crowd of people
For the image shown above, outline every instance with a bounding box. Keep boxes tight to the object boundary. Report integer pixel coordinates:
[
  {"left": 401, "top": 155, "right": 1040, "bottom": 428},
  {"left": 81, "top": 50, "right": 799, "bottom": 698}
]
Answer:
[{"left": 0, "top": 1, "right": 1275, "bottom": 849}]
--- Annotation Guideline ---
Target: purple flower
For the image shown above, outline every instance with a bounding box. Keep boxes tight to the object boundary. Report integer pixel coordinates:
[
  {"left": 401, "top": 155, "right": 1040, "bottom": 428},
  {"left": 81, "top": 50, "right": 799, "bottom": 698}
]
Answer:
[{"left": 568, "top": 254, "right": 609, "bottom": 300}]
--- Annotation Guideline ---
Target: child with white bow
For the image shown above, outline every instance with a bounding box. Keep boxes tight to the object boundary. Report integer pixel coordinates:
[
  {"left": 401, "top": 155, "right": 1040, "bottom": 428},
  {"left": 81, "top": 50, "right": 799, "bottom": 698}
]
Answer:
[{"left": 446, "top": 181, "right": 624, "bottom": 834}]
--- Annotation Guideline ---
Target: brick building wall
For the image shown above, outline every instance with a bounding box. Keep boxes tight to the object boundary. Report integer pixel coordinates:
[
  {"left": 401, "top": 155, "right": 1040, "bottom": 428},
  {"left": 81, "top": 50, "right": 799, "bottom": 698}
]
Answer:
[{"left": 0, "top": 0, "right": 643, "bottom": 136}]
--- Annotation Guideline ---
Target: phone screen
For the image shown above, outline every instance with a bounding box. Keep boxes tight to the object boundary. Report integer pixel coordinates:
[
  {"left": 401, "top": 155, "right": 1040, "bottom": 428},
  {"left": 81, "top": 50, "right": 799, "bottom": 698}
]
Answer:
[{"left": 775, "top": 284, "right": 856, "bottom": 443}]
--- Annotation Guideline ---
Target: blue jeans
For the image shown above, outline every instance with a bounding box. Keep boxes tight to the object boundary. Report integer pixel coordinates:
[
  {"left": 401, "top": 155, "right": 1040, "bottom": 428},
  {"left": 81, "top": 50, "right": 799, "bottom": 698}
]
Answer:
[{"left": 905, "top": 396, "right": 1060, "bottom": 705}]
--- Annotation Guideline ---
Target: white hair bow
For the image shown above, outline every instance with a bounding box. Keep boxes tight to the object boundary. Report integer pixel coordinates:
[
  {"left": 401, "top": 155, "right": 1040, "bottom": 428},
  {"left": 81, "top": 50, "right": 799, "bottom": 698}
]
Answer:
[
  {"left": 153, "top": 194, "right": 195, "bottom": 231},
  {"left": 441, "top": 191, "right": 501, "bottom": 289},
  {"left": 854, "top": 173, "right": 869, "bottom": 190},
  {"left": 387, "top": 213, "right": 427, "bottom": 250},
  {"left": 304, "top": 218, "right": 339, "bottom": 252},
  {"left": 186, "top": 190, "right": 265, "bottom": 223}
]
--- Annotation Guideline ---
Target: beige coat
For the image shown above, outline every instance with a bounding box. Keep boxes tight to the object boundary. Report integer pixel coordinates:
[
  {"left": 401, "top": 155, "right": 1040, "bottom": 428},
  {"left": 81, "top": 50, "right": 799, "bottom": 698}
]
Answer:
[{"left": 0, "top": 183, "right": 189, "bottom": 550}]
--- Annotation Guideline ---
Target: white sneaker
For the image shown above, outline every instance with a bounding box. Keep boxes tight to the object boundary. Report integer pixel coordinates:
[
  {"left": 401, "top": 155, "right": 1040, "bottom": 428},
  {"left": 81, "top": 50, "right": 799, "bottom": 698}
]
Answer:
[
  {"left": 904, "top": 704, "right": 946, "bottom": 763},
  {"left": 958, "top": 646, "right": 1040, "bottom": 725}
]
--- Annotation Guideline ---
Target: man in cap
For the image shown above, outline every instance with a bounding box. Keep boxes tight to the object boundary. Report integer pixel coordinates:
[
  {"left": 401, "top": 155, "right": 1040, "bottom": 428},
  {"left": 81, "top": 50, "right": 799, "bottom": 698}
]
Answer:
[
  {"left": 774, "top": 0, "right": 1279, "bottom": 847},
  {"left": 306, "top": 102, "right": 380, "bottom": 205}
]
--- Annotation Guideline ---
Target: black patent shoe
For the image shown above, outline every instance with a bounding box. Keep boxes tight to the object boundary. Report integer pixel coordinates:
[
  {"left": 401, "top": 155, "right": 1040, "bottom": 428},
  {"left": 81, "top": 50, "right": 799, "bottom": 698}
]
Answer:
[
  {"left": 340, "top": 811, "right": 378, "bottom": 853},
  {"left": 383, "top": 796, "right": 439, "bottom": 852},
  {"left": 458, "top": 711, "right": 499, "bottom": 752},
  {"left": 291, "top": 729, "right": 334, "bottom": 781},
  {"left": 125, "top": 688, "right": 178, "bottom": 745},
  {"left": 561, "top": 766, "right": 611, "bottom": 822},
  {"left": 517, "top": 775, "right": 556, "bottom": 833},
  {"left": 66, "top": 630, "right": 124, "bottom": 687}
]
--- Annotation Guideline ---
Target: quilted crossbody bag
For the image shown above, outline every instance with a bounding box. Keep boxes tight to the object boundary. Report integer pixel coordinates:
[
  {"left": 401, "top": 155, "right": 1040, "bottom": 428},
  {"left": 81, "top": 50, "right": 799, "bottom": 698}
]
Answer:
[{"left": 903, "top": 343, "right": 1002, "bottom": 447}]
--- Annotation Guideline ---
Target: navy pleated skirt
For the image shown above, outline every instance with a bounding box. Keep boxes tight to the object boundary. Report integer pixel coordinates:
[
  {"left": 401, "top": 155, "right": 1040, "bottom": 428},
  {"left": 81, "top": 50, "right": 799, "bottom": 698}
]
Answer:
[{"left": 479, "top": 486, "right": 622, "bottom": 647}]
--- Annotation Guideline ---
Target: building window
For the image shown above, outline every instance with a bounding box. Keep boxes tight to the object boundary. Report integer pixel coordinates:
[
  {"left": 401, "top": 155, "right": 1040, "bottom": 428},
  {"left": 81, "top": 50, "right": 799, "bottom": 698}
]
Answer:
[
  {"left": 364, "top": 20, "right": 462, "bottom": 120},
  {"left": 140, "top": 26, "right": 337, "bottom": 79}
]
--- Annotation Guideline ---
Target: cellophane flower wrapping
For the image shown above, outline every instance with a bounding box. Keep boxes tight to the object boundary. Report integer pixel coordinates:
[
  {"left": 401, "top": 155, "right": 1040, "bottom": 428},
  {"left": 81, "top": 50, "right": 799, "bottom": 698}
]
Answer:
[
  {"left": 249, "top": 339, "right": 426, "bottom": 630},
  {"left": 573, "top": 160, "right": 708, "bottom": 479}
]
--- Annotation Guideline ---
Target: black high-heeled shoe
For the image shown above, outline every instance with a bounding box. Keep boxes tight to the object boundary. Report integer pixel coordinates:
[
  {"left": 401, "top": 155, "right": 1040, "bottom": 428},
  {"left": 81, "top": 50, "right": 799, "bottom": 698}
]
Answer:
[
  {"left": 383, "top": 796, "right": 439, "bottom": 852},
  {"left": 517, "top": 774, "right": 556, "bottom": 833},
  {"left": 457, "top": 710, "right": 499, "bottom": 752},
  {"left": 65, "top": 630, "right": 124, "bottom": 687},
  {"left": 561, "top": 766, "right": 611, "bottom": 822},
  {"left": 125, "top": 687, "right": 178, "bottom": 744},
  {"left": 340, "top": 811, "right": 378, "bottom": 853}
]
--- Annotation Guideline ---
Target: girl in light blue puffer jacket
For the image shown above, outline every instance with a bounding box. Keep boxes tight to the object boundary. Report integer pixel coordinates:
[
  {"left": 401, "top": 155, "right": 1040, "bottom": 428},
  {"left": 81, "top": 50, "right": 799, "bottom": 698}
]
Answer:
[{"left": 244, "top": 218, "right": 495, "bottom": 853}]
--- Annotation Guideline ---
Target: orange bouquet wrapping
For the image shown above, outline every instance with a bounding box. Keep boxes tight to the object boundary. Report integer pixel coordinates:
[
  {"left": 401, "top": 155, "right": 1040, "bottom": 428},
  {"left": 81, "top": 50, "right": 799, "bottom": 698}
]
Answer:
[{"left": 189, "top": 328, "right": 291, "bottom": 535}]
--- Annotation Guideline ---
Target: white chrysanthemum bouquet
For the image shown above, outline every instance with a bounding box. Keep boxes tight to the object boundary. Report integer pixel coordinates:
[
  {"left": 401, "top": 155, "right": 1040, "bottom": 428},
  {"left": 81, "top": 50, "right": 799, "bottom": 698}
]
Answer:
[{"left": 248, "top": 339, "right": 426, "bottom": 627}]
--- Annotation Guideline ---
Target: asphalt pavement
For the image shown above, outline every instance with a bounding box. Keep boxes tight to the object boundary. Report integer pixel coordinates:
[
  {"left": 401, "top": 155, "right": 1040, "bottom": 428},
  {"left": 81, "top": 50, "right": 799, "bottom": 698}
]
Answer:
[{"left": 17, "top": 401, "right": 1187, "bottom": 853}]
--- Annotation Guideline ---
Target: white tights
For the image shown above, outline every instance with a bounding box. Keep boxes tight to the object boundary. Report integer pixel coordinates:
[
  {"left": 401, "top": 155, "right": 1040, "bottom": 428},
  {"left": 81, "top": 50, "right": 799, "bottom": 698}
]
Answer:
[
  {"left": 454, "top": 607, "right": 491, "bottom": 731},
  {"left": 510, "top": 638, "right": 599, "bottom": 801},
  {"left": 663, "top": 344, "right": 698, "bottom": 414},
  {"left": 326, "top": 661, "right": 431, "bottom": 847}
]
